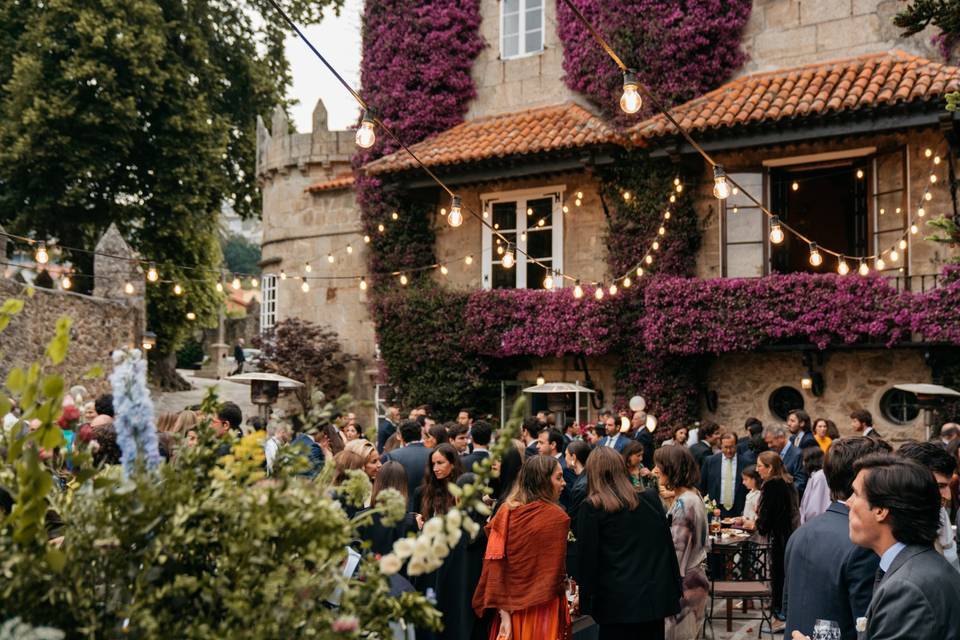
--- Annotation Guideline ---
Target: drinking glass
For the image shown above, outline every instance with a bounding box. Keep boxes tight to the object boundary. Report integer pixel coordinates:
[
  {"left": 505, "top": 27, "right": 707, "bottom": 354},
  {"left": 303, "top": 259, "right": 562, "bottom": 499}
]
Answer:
[{"left": 812, "top": 619, "right": 841, "bottom": 640}]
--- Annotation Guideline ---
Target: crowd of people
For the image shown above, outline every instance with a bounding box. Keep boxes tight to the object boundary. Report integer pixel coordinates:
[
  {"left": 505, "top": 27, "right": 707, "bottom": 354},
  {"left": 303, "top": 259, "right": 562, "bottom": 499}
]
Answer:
[{"left": 6, "top": 387, "right": 960, "bottom": 640}]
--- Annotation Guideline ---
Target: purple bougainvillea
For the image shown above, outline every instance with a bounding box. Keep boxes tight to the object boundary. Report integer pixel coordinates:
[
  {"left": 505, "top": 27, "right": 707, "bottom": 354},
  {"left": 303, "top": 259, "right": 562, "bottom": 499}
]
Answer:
[{"left": 556, "top": 0, "right": 752, "bottom": 120}]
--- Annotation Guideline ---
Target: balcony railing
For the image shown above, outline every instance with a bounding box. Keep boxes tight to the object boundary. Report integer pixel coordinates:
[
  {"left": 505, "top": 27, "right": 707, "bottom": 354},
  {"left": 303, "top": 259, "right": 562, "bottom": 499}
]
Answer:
[{"left": 884, "top": 273, "right": 943, "bottom": 293}]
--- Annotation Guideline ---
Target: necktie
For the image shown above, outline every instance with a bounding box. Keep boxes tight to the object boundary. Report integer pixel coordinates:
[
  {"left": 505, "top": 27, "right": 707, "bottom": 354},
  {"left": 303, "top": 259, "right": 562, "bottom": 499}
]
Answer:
[
  {"left": 721, "top": 457, "right": 734, "bottom": 511},
  {"left": 874, "top": 567, "right": 885, "bottom": 590}
]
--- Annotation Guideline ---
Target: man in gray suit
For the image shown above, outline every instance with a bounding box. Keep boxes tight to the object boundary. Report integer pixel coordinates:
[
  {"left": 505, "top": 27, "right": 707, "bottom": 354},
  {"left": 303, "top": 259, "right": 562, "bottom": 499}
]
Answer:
[
  {"left": 784, "top": 437, "right": 885, "bottom": 639},
  {"left": 794, "top": 453, "right": 960, "bottom": 640},
  {"left": 381, "top": 420, "right": 431, "bottom": 508}
]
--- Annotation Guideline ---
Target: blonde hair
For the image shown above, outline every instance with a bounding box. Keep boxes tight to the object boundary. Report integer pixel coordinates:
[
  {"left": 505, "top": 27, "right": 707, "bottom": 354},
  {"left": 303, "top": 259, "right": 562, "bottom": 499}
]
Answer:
[
  {"left": 173, "top": 410, "right": 198, "bottom": 435},
  {"left": 333, "top": 450, "right": 368, "bottom": 485},
  {"left": 156, "top": 412, "right": 179, "bottom": 433},
  {"left": 344, "top": 438, "right": 377, "bottom": 460}
]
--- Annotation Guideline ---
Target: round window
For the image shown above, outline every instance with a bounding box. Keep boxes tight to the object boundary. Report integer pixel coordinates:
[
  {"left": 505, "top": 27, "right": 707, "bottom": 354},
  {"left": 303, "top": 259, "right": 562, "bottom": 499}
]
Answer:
[
  {"left": 768, "top": 386, "right": 804, "bottom": 421},
  {"left": 880, "top": 388, "right": 920, "bottom": 425}
]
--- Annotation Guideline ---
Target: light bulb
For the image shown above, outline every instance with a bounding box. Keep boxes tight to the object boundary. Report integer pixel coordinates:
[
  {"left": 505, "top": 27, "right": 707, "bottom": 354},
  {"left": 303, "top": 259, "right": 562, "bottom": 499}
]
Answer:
[
  {"left": 808, "top": 243, "right": 822, "bottom": 267},
  {"left": 712, "top": 165, "right": 731, "bottom": 200},
  {"left": 623, "top": 276, "right": 632, "bottom": 288},
  {"left": 899, "top": 239, "right": 908, "bottom": 250},
  {"left": 889, "top": 249, "right": 899, "bottom": 263},
  {"left": 664, "top": 211, "right": 671, "bottom": 220},
  {"left": 644, "top": 255, "right": 653, "bottom": 265},
  {"left": 61, "top": 275, "right": 71, "bottom": 290},
  {"left": 858, "top": 260, "right": 869, "bottom": 276},
  {"left": 215, "top": 282, "right": 223, "bottom": 293},
  {"left": 875, "top": 257, "right": 886, "bottom": 271},
  {"left": 636, "top": 267, "right": 644, "bottom": 277},
  {"left": 231, "top": 277, "right": 241, "bottom": 290},
  {"left": 305, "top": 262, "right": 312, "bottom": 273},
  {"left": 250, "top": 277, "right": 258, "bottom": 288},
  {"left": 930, "top": 174, "right": 938, "bottom": 184},
  {"left": 769, "top": 217, "right": 784, "bottom": 244},
  {"left": 526, "top": 207, "right": 533, "bottom": 216},
  {"left": 124, "top": 282, "right": 135, "bottom": 294},
  {"left": 619, "top": 71, "right": 642, "bottom": 114},
  {"left": 856, "top": 169, "right": 864, "bottom": 179},
  {"left": 186, "top": 312, "right": 196, "bottom": 320},
  {"left": 837, "top": 259, "right": 849, "bottom": 275},
  {"left": 440, "top": 264, "right": 449, "bottom": 275},
  {"left": 35, "top": 242, "right": 49, "bottom": 265},
  {"left": 562, "top": 205, "right": 569, "bottom": 213},
  {"left": 147, "top": 264, "right": 159, "bottom": 282},
  {"left": 359, "top": 277, "right": 367, "bottom": 291},
  {"left": 465, "top": 255, "right": 473, "bottom": 265},
  {"left": 537, "top": 219, "right": 546, "bottom": 228},
  {"left": 174, "top": 283, "right": 183, "bottom": 295},
  {"left": 925, "top": 192, "right": 932, "bottom": 201},
  {"left": 911, "top": 224, "right": 919, "bottom": 234},
  {"left": 448, "top": 195, "right": 463, "bottom": 227},
  {"left": 364, "top": 234, "right": 371, "bottom": 243},
  {"left": 594, "top": 287, "right": 604, "bottom": 300},
  {"left": 391, "top": 211, "right": 399, "bottom": 220},
  {"left": 577, "top": 191, "right": 584, "bottom": 199},
  {"left": 575, "top": 198, "right": 582, "bottom": 207},
  {"left": 536, "top": 372, "right": 546, "bottom": 386},
  {"left": 918, "top": 207, "right": 926, "bottom": 218},
  {"left": 573, "top": 281, "right": 583, "bottom": 299},
  {"left": 346, "top": 244, "right": 353, "bottom": 254},
  {"left": 501, "top": 245, "right": 515, "bottom": 269},
  {"left": 651, "top": 241, "right": 660, "bottom": 251},
  {"left": 645, "top": 414, "right": 657, "bottom": 432},
  {"left": 608, "top": 283, "right": 618, "bottom": 296},
  {"left": 792, "top": 181, "right": 799, "bottom": 191},
  {"left": 301, "top": 279, "right": 310, "bottom": 292},
  {"left": 543, "top": 272, "right": 554, "bottom": 290},
  {"left": 327, "top": 253, "right": 335, "bottom": 264},
  {"left": 676, "top": 184, "right": 683, "bottom": 193},
  {"left": 280, "top": 270, "right": 287, "bottom": 280},
  {"left": 378, "top": 223, "right": 386, "bottom": 233},
  {"left": 658, "top": 226, "right": 666, "bottom": 236},
  {"left": 934, "top": 155, "right": 942, "bottom": 165},
  {"left": 355, "top": 110, "right": 376, "bottom": 148},
  {"left": 399, "top": 274, "right": 408, "bottom": 286},
  {"left": 925, "top": 148, "right": 933, "bottom": 158},
  {"left": 669, "top": 195, "right": 676, "bottom": 203},
  {"left": 623, "top": 191, "right": 631, "bottom": 201}
]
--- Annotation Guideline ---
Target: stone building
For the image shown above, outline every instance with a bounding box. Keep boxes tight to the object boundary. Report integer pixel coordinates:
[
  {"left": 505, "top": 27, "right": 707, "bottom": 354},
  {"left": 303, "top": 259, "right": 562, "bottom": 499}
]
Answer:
[{"left": 257, "top": 0, "right": 960, "bottom": 439}]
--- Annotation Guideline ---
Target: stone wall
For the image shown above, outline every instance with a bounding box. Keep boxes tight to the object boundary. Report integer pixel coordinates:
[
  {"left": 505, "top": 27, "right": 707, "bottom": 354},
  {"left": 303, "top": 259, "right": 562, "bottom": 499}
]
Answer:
[
  {"left": 704, "top": 348, "right": 932, "bottom": 443},
  {"left": 0, "top": 278, "right": 142, "bottom": 397},
  {"left": 741, "top": 0, "right": 939, "bottom": 74}
]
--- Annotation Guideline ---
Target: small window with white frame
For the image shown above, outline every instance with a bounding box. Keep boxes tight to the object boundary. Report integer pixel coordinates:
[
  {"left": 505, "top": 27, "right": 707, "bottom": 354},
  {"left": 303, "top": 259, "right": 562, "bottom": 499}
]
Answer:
[
  {"left": 481, "top": 186, "right": 564, "bottom": 290},
  {"left": 501, "top": 0, "right": 544, "bottom": 59},
  {"left": 260, "top": 273, "right": 278, "bottom": 332}
]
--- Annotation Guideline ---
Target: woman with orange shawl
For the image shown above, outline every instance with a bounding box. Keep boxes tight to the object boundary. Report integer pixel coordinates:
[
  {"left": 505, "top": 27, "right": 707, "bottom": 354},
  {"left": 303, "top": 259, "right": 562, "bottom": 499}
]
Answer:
[{"left": 473, "top": 455, "right": 571, "bottom": 640}]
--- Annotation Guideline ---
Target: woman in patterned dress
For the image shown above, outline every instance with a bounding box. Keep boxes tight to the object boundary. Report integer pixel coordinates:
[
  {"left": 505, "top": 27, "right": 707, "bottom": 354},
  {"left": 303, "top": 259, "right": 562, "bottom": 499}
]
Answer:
[{"left": 654, "top": 445, "right": 711, "bottom": 640}]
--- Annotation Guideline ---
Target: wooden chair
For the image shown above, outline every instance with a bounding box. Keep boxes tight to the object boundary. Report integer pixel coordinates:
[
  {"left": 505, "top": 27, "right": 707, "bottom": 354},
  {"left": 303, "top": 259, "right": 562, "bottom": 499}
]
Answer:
[{"left": 704, "top": 539, "right": 774, "bottom": 639}]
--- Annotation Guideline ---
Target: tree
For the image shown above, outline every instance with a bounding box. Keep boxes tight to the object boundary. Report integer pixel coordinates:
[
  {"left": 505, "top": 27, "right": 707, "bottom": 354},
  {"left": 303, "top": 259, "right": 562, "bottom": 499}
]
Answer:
[
  {"left": 895, "top": 0, "right": 960, "bottom": 61},
  {"left": 0, "top": 0, "right": 343, "bottom": 388},
  {"left": 222, "top": 233, "right": 262, "bottom": 276},
  {"left": 255, "top": 318, "right": 354, "bottom": 410}
]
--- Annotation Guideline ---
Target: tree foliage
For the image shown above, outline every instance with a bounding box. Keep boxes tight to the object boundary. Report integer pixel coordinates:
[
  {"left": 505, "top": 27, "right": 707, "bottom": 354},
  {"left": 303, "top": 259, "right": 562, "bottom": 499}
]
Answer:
[
  {"left": 221, "top": 232, "right": 262, "bottom": 276},
  {"left": 255, "top": 318, "right": 354, "bottom": 409},
  {"left": 895, "top": 0, "right": 960, "bottom": 60},
  {"left": 0, "top": 0, "right": 342, "bottom": 378}
]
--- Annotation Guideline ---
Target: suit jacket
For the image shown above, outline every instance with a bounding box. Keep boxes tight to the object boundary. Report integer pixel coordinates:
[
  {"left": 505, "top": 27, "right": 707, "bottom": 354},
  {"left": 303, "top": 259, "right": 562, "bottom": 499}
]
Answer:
[
  {"left": 382, "top": 442, "right": 431, "bottom": 506},
  {"left": 634, "top": 428, "right": 654, "bottom": 469},
  {"left": 865, "top": 544, "right": 960, "bottom": 640},
  {"left": 576, "top": 489, "right": 683, "bottom": 625},
  {"left": 689, "top": 441, "right": 713, "bottom": 468},
  {"left": 598, "top": 433, "right": 628, "bottom": 452},
  {"left": 791, "top": 430, "right": 817, "bottom": 451},
  {"left": 558, "top": 455, "right": 576, "bottom": 510},
  {"left": 736, "top": 436, "right": 752, "bottom": 455},
  {"left": 524, "top": 440, "right": 539, "bottom": 459},
  {"left": 376, "top": 417, "right": 397, "bottom": 453},
  {"left": 460, "top": 449, "right": 489, "bottom": 474},
  {"left": 863, "top": 427, "right": 883, "bottom": 440},
  {"left": 700, "top": 451, "right": 754, "bottom": 518},
  {"left": 783, "top": 502, "right": 878, "bottom": 640},
  {"left": 780, "top": 443, "right": 808, "bottom": 496}
]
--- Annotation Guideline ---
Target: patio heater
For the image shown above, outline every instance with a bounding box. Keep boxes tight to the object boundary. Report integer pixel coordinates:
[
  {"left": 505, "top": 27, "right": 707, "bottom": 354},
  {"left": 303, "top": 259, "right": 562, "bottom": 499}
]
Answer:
[
  {"left": 893, "top": 383, "right": 960, "bottom": 440},
  {"left": 226, "top": 371, "right": 304, "bottom": 421}
]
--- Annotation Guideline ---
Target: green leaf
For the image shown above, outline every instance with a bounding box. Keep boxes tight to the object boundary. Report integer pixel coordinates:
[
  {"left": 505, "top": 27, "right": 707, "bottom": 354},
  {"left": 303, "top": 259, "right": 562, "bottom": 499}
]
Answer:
[
  {"left": 45, "top": 548, "right": 66, "bottom": 573},
  {"left": 39, "top": 424, "right": 65, "bottom": 451},
  {"left": 83, "top": 364, "right": 105, "bottom": 379},
  {"left": 42, "top": 374, "right": 64, "bottom": 399},
  {"left": 5, "top": 367, "right": 26, "bottom": 393},
  {"left": 45, "top": 317, "right": 72, "bottom": 365},
  {"left": 0, "top": 298, "right": 24, "bottom": 314}
]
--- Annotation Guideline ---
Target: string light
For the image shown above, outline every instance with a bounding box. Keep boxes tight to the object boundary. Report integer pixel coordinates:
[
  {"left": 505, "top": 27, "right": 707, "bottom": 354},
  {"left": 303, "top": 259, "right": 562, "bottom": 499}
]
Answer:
[
  {"left": 651, "top": 241, "right": 659, "bottom": 251},
  {"left": 899, "top": 239, "right": 908, "bottom": 250},
  {"left": 808, "top": 242, "right": 822, "bottom": 267},
  {"left": 573, "top": 281, "right": 584, "bottom": 299},
  {"left": 658, "top": 225, "right": 666, "bottom": 236},
  {"left": 147, "top": 264, "right": 159, "bottom": 282},
  {"left": 536, "top": 371, "right": 546, "bottom": 386},
  {"left": 934, "top": 155, "right": 942, "bottom": 165},
  {"left": 327, "top": 253, "right": 335, "bottom": 264},
  {"left": 391, "top": 211, "right": 399, "bottom": 220},
  {"left": 215, "top": 281, "right": 224, "bottom": 293},
  {"left": 501, "top": 244, "right": 515, "bottom": 269},
  {"left": 712, "top": 165, "right": 731, "bottom": 200},
  {"left": 623, "top": 191, "right": 631, "bottom": 201},
  {"left": 925, "top": 148, "right": 933, "bottom": 158},
  {"left": 378, "top": 223, "right": 385, "bottom": 233},
  {"left": 346, "top": 244, "right": 353, "bottom": 254},
  {"left": 930, "top": 174, "right": 938, "bottom": 184},
  {"left": 174, "top": 283, "right": 183, "bottom": 295},
  {"left": 644, "top": 255, "right": 653, "bottom": 265},
  {"left": 355, "top": 109, "right": 376, "bottom": 148},
  {"left": 608, "top": 283, "right": 618, "bottom": 296},
  {"left": 858, "top": 260, "right": 869, "bottom": 276},
  {"left": 889, "top": 249, "right": 899, "bottom": 263},
  {"left": 623, "top": 276, "right": 632, "bottom": 288},
  {"left": 61, "top": 275, "right": 71, "bottom": 290},
  {"left": 305, "top": 262, "right": 312, "bottom": 273},
  {"left": 186, "top": 312, "right": 196, "bottom": 320},
  {"left": 280, "top": 270, "right": 287, "bottom": 280},
  {"left": 543, "top": 271, "right": 554, "bottom": 290},
  {"left": 769, "top": 216, "right": 785, "bottom": 244},
  {"left": 875, "top": 256, "right": 886, "bottom": 271},
  {"left": 924, "top": 192, "right": 932, "bottom": 201},
  {"left": 636, "top": 266, "right": 644, "bottom": 277},
  {"left": 837, "top": 258, "right": 849, "bottom": 275},
  {"left": 231, "top": 277, "right": 241, "bottom": 290},
  {"left": 359, "top": 277, "right": 367, "bottom": 291},
  {"left": 791, "top": 181, "right": 799, "bottom": 192},
  {"left": 537, "top": 218, "right": 546, "bottom": 227},
  {"left": 918, "top": 207, "right": 926, "bottom": 218},
  {"left": 619, "top": 71, "right": 642, "bottom": 114},
  {"left": 250, "top": 277, "right": 258, "bottom": 288},
  {"left": 911, "top": 223, "right": 919, "bottom": 235},
  {"left": 35, "top": 242, "right": 49, "bottom": 265},
  {"left": 447, "top": 195, "right": 463, "bottom": 228},
  {"left": 856, "top": 169, "right": 864, "bottom": 179},
  {"left": 440, "top": 265, "right": 449, "bottom": 275},
  {"left": 301, "top": 278, "right": 310, "bottom": 292},
  {"left": 465, "top": 254, "right": 473, "bottom": 265},
  {"left": 124, "top": 282, "right": 135, "bottom": 294},
  {"left": 364, "top": 235, "right": 371, "bottom": 243},
  {"left": 594, "top": 286, "right": 604, "bottom": 300},
  {"left": 399, "top": 274, "right": 408, "bottom": 286},
  {"left": 664, "top": 211, "right": 671, "bottom": 220}
]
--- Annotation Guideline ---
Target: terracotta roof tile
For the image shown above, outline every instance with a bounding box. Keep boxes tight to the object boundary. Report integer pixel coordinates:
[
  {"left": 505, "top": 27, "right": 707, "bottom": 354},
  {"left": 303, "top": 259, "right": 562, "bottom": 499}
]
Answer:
[
  {"left": 364, "top": 102, "right": 620, "bottom": 176},
  {"left": 632, "top": 51, "right": 960, "bottom": 141},
  {"left": 305, "top": 174, "right": 355, "bottom": 194}
]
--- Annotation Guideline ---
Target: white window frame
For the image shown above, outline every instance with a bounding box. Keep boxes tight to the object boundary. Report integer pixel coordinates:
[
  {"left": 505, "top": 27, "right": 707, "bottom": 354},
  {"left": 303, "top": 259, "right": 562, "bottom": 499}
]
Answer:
[
  {"left": 480, "top": 185, "right": 564, "bottom": 290},
  {"left": 260, "top": 273, "right": 278, "bottom": 332},
  {"left": 500, "top": 0, "right": 544, "bottom": 60}
]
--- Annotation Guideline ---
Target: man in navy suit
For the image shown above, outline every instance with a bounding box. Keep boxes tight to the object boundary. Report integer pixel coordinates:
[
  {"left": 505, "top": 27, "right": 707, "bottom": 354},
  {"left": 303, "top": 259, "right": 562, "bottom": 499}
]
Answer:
[
  {"left": 381, "top": 420, "right": 431, "bottom": 507},
  {"left": 376, "top": 403, "right": 400, "bottom": 453},
  {"left": 787, "top": 409, "right": 817, "bottom": 451},
  {"left": 538, "top": 428, "right": 574, "bottom": 508},
  {"left": 783, "top": 437, "right": 885, "bottom": 640},
  {"left": 765, "top": 425, "right": 807, "bottom": 496},
  {"left": 701, "top": 433, "right": 754, "bottom": 518},
  {"left": 631, "top": 411, "right": 655, "bottom": 469},
  {"left": 599, "top": 415, "right": 628, "bottom": 452},
  {"left": 461, "top": 420, "right": 492, "bottom": 473}
]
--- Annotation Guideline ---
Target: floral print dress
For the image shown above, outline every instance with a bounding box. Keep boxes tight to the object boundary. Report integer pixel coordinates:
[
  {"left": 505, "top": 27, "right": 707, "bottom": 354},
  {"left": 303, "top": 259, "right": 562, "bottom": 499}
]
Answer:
[{"left": 665, "top": 490, "right": 711, "bottom": 640}]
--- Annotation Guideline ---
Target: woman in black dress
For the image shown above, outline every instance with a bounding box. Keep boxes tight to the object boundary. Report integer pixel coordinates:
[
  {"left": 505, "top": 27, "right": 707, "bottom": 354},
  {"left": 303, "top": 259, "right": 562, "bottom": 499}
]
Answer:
[{"left": 357, "top": 461, "right": 418, "bottom": 556}]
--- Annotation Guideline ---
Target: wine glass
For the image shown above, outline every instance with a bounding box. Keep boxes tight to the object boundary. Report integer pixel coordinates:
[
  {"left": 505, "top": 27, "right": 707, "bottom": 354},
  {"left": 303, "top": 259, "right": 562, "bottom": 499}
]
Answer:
[{"left": 812, "top": 619, "right": 841, "bottom": 640}]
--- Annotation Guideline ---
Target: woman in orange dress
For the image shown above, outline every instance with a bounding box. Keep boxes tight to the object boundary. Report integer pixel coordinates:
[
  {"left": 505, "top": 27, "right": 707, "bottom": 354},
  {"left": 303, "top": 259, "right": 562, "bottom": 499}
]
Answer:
[{"left": 472, "top": 455, "right": 571, "bottom": 640}]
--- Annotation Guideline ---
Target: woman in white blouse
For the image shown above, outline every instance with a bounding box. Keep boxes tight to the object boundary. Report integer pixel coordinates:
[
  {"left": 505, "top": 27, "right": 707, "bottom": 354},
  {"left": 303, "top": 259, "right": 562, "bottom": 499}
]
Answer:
[{"left": 738, "top": 464, "right": 762, "bottom": 524}]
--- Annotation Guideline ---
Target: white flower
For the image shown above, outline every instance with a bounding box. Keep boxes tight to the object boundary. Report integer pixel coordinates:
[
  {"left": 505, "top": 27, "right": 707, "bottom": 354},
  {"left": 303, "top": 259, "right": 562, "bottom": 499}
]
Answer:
[
  {"left": 446, "top": 508, "right": 462, "bottom": 529},
  {"left": 414, "top": 536, "right": 433, "bottom": 560},
  {"left": 474, "top": 501, "right": 492, "bottom": 517},
  {"left": 379, "top": 553, "right": 402, "bottom": 576},
  {"left": 446, "top": 528, "right": 462, "bottom": 547},
  {"left": 394, "top": 538, "right": 415, "bottom": 559},
  {"left": 423, "top": 516, "right": 443, "bottom": 537},
  {"left": 408, "top": 557, "right": 427, "bottom": 576},
  {"left": 431, "top": 542, "right": 450, "bottom": 560},
  {"left": 463, "top": 518, "right": 480, "bottom": 539}
]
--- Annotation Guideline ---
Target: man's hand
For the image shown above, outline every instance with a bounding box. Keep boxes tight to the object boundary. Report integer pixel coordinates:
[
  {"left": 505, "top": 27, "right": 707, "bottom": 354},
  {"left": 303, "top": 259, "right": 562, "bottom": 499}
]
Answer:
[
  {"left": 496, "top": 609, "right": 512, "bottom": 640},
  {"left": 791, "top": 632, "right": 810, "bottom": 640}
]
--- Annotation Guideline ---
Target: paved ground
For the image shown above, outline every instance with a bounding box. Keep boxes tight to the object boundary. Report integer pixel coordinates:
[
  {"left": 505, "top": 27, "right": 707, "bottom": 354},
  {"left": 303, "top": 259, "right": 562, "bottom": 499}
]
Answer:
[{"left": 152, "top": 369, "right": 257, "bottom": 418}]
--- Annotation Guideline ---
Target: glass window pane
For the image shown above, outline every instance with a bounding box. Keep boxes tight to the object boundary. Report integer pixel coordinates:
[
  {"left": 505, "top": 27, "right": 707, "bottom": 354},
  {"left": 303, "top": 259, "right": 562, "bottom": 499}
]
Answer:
[
  {"left": 524, "top": 29, "right": 542, "bottom": 54},
  {"left": 525, "top": 6, "right": 542, "bottom": 30},
  {"left": 503, "top": 12, "right": 519, "bottom": 35},
  {"left": 527, "top": 261, "right": 549, "bottom": 290},
  {"left": 504, "top": 0, "right": 519, "bottom": 13},
  {"left": 726, "top": 206, "right": 764, "bottom": 242},
  {"left": 492, "top": 264, "right": 515, "bottom": 289},
  {"left": 726, "top": 243, "right": 764, "bottom": 278},
  {"left": 527, "top": 228, "right": 552, "bottom": 259},
  {"left": 493, "top": 202, "right": 516, "bottom": 230},
  {"left": 525, "top": 197, "right": 552, "bottom": 229}
]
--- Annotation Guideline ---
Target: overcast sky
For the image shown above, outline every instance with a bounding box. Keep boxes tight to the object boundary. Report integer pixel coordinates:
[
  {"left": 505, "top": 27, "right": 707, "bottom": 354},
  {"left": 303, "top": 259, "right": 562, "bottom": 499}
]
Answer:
[{"left": 285, "top": 0, "right": 363, "bottom": 133}]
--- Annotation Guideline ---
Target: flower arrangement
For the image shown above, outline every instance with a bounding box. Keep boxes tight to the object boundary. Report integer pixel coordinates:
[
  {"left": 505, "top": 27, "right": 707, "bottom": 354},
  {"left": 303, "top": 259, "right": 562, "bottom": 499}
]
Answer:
[{"left": 109, "top": 348, "right": 161, "bottom": 476}]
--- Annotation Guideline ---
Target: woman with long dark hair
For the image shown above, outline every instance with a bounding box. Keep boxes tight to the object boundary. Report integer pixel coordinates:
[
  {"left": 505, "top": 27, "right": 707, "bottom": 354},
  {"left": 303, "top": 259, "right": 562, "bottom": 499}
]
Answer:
[
  {"left": 748, "top": 450, "right": 799, "bottom": 622},
  {"left": 473, "top": 455, "right": 571, "bottom": 639},
  {"left": 414, "top": 443, "right": 463, "bottom": 518},
  {"left": 578, "top": 448, "right": 682, "bottom": 640},
  {"left": 358, "top": 461, "right": 418, "bottom": 556},
  {"left": 490, "top": 445, "right": 523, "bottom": 514}
]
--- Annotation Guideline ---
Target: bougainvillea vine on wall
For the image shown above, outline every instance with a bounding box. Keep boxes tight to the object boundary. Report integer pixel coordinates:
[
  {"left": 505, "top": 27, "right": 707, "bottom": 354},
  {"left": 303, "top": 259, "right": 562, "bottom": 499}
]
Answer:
[{"left": 556, "top": 0, "right": 753, "bottom": 121}]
